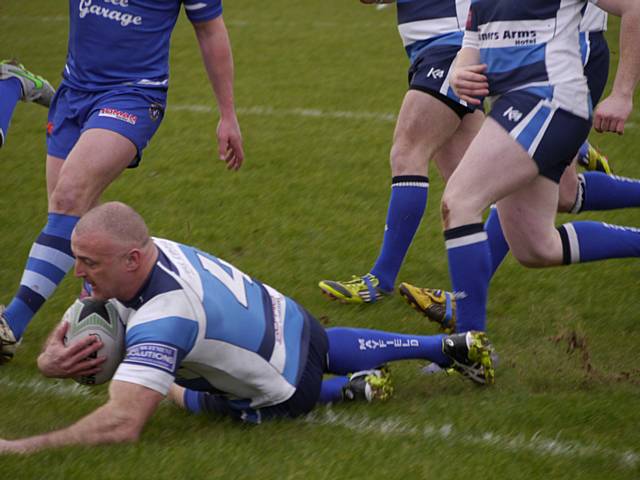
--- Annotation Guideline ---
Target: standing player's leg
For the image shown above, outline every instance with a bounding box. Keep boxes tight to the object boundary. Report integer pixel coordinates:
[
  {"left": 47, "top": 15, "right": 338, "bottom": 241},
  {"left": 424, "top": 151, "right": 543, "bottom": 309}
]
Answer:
[
  {"left": 0, "top": 90, "right": 165, "bottom": 362},
  {"left": 0, "top": 131, "right": 136, "bottom": 360},
  {"left": 318, "top": 92, "right": 470, "bottom": 303},
  {"left": 0, "top": 60, "right": 54, "bottom": 147}
]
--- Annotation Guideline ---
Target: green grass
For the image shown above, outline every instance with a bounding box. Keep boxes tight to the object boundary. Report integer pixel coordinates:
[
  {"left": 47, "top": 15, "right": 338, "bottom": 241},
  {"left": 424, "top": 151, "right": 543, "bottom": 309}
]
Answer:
[{"left": 1, "top": 1, "right": 640, "bottom": 478}]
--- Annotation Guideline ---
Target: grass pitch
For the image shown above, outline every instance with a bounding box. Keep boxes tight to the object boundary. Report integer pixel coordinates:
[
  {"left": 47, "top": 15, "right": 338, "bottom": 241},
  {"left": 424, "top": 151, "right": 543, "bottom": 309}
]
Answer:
[{"left": 1, "top": 1, "right": 639, "bottom": 478}]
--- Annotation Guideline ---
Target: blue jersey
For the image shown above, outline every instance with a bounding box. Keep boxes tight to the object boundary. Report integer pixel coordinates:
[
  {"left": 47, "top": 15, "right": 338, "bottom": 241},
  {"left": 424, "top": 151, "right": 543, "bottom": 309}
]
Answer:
[
  {"left": 464, "top": 0, "right": 595, "bottom": 119},
  {"left": 64, "top": 0, "right": 223, "bottom": 91},
  {"left": 397, "top": 0, "right": 470, "bottom": 62},
  {"left": 112, "top": 238, "right": 310, "bottom": 409}
]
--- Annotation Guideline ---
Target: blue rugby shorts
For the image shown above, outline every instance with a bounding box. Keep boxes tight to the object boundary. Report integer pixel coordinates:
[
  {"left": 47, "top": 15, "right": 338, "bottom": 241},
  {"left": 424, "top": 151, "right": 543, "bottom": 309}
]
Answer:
[
  {"left": 490, "top": 91, "right": 591, "bottom": 183},
  {"left": 46, "top": 83, "right": 166, "bottom": 167},
  {"left": 408, "top": 43, "right": 477, "bottom": 119}
]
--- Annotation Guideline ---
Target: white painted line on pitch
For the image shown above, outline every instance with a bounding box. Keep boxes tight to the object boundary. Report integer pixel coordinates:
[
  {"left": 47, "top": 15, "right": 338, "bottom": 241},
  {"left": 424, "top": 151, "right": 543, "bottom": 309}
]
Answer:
[
  {"left": 0, "top": 376, "right": 92, "bottom": 399},
  {"left": 170, "top": 104, "right": 396, "bottom": 123},
  {"left": 305, "top": 408, "right": 639, "bottom": 470}
]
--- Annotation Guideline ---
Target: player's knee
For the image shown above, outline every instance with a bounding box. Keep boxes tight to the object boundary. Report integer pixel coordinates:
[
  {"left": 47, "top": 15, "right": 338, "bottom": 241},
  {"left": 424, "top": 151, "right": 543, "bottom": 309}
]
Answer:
[
  {"left": 390, "top": 141, "right": 428, "bottom": 176},
  {"left": 511, "top": 243, "right": 556, "bottom": 268},
  {"left": 49, "top": 179, "right": 93, "bottom": 215}
]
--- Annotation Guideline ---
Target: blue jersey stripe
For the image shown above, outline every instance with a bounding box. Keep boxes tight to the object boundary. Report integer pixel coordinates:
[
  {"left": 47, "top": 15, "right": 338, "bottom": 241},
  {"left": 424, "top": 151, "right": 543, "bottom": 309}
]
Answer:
[
  {"left": 397, "top": 0, "right": 457, "bottom": 25},
  {"left": 126, "top": 317, "right": 198, "bottom": 353},
  {"left": 255, "top": 282, "right": 276, "bottom": 361},
  {"left": 471, "top": 0, "right": 562, "bottom": 23}
]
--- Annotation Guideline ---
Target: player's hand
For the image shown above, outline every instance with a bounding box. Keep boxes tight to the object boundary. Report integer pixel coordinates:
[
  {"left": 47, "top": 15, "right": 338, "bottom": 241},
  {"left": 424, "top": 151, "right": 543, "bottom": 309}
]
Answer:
[
  {"left": 217, "top": 115, "right": 244, "bottom": 171},
  {"left": 593, "top": 92, "right": 633, "bottom": 135},
  {"left": 37, "top": 321, "right": 106, "bottom": 379},
  {"left": 451, "top": 63, "right": 489, "bottom": 106}
]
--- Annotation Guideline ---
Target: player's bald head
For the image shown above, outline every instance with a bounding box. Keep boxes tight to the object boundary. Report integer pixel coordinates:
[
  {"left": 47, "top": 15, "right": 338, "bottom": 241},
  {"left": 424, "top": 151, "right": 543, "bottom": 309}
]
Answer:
[{"left": 74, "top": 201, "right": 150, "bottom": 249}]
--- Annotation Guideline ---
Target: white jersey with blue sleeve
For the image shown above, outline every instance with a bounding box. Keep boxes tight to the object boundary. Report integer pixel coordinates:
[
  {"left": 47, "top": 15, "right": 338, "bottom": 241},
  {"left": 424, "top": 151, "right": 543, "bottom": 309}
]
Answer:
[
  {"left": 112, "top": 238, "right": 311, "bottom": 408},
  {"left": 64, "top": 0, "right": 223, "bottom": 91},
  {"left": 397, "top": 0, "right": 470, "bottom": 61},
  {"left": 463, "top": 0, "right": 595, "bottom": 119}
]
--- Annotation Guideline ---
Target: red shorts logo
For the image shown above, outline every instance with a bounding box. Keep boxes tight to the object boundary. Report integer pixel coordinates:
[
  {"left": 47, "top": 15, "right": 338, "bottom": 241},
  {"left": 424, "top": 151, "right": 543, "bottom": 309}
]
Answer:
[
  {"left": 46, "top": 121, "right": 54, "bottom": 135},
  {"left": 98, "top": 108, "right": 138, "bottom": 125}
]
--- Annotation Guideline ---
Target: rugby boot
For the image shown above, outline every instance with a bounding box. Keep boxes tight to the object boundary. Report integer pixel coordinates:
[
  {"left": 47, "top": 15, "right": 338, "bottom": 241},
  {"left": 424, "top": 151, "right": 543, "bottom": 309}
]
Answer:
[
  {"left": 399, "top": 283, "right": 456, "bottom": 333},
  {"left": 577, "top": 142, "right": 613, "bottom": 175},
  {"left": 442, "top": 331, "right": 495, "bottom": 385},
  {"left": 342, "top": 366, "right": 393, "bottom": 402},
  {"left": 319, "top": 273, "right": 390, "bottom": 304},
  {"left": 0, "top": 59, "right": 55, "bottom": 107},
  {"left": 0, "top": 305, "right": 18, "bottom": 364}
]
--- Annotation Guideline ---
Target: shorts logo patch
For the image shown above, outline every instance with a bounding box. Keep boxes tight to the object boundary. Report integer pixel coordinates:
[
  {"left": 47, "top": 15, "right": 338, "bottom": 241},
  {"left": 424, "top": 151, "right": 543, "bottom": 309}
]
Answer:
[
  {"left": 426, "top": 67, "right": 445, "bottom": 80},
  {"left": 46, "top": 121, "right": 54, "bottom": 135},
  {"left": 149, "top": 103, "right": 163, "bottom": 121},
  {"left": 503, "top": 106, "right": 523, "bottom": 122},
  {"left": 98, "top": 108, "right": 138, "bottom": 125},
  {"left": 125, "top": 343, "right": 178, "bottom": 373}
]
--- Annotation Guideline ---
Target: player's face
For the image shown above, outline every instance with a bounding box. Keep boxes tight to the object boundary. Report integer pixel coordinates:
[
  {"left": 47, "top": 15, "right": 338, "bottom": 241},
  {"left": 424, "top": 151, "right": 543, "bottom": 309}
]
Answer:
[{"left": 71, "top": 232, "right": 132, "bottom": 300}]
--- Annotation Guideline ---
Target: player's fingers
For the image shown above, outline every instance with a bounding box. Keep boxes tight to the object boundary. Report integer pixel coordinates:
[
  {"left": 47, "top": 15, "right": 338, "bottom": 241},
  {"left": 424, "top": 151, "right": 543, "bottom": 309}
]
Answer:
[
  {"left": 70, "top": 341, "right": 102, "bottom": 363},
  {"left": 52, "top": 321, "right": 69, "bottom": 343},
  {"left": 460, "top": 94, "right": 482, "bottom": 106},
  {"left": 615, "top": 118, "right": 625, "bottom": 135},
  {"left": 467, "top": 63, "right": 488, "bottom": 73},
  {"left": 66, "top": 334, "right": 101, "bottom": 356}
]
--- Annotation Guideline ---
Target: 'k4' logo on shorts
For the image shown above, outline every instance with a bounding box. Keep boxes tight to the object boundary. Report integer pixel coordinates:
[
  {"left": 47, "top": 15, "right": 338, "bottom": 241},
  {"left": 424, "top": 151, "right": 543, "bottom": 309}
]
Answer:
[{"left": 98, "top": 108, "right": 138, "bottom": 125}]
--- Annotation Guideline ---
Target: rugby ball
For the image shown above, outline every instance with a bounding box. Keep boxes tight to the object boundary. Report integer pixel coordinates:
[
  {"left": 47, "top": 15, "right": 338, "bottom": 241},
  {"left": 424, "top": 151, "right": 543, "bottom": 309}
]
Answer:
[{"left": 62, "top": 298, "right": 125, "bottom": 386}]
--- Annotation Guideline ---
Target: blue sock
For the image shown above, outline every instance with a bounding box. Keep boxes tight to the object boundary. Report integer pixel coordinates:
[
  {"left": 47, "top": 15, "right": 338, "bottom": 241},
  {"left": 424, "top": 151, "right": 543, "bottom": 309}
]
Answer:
[
  {"left": 557, "top": 222, "right": 640, "bottom": 263},
  {"left": 370, "top": 175, "right": 428, "bottom": 292},
  {"left": 445, "top": 223, "right": 491, "bottom": 333},
  {"left": 319, "top": 376, "right": 350, "bottom": 404},
  {"left": 0, "top": 78, "right": 23, "bottom": 147},
  {"left": 325, "top": 327, "right": 447, "bottom": 375},
  {"left": 485, "top": 206, "right": 509, "bottom": 277},
  {"left": 4, "top": 213, "right": 79, "bottom": 339},
  {"left": 572, "top": 173, "right": 640, "bottom": 212}
]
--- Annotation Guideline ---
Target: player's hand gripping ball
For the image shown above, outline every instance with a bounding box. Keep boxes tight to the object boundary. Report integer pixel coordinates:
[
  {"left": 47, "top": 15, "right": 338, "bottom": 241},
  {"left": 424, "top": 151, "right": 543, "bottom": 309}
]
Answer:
[{"left": 63, "top": 298, "right": 125, "bottom": 385}]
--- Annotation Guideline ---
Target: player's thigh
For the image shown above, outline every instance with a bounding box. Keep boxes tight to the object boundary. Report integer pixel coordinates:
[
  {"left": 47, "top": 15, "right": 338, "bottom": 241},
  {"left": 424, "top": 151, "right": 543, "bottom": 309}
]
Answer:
[
  {"left": 390, "top": 89, "right": 461, "bottom": 175},
  {"left": 442, "top": 117, "right": 538, "bottom": 227},
  {"left": 433, "top": 109, "right": 484, "bottom": 182},
  {"left": 496, "top": 176, "right": 563, "bottom": 267},
  {"left": 46, "top": 155, "right": 65, "bottom": 200},
  {"left": 50, "top": 129, "right": 137, "bottom": 214}
]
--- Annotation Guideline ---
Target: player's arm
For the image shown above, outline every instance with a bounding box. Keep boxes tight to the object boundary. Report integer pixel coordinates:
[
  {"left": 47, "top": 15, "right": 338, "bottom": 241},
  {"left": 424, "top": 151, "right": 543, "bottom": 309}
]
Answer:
[
  {"left": 0, "top": 381, "right": 163, "bottom": 454},
  {"left": 592, "top": 0, "right": 640, "bottom": 134},
  {"left": 450, "top": 6, "right": 488, "bottom": 105},
  {"left": 192, "top": 16, "right": 244, "bottom": 170},
  {"left": 37, "top": 320, "right": 106, "bottom": 378}
]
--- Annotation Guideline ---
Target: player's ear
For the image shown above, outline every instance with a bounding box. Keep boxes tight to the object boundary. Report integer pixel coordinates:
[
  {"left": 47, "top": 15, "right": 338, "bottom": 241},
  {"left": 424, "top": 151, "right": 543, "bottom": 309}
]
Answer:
[{"left": 125, "top": 249, "right": 142, "bottom": 270}]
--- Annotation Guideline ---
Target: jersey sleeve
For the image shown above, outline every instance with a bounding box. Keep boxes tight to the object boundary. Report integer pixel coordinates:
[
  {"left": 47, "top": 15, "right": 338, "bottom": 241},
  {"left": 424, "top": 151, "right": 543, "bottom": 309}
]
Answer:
[
  {"left": 112, "top": 293, "right": 199, "bottom": 395},
  {"left": 462, "top": 2, "right": 480, "bottom": 49},
  {"left": 183, "top": 0, "right": 223, "bottom": 23}
]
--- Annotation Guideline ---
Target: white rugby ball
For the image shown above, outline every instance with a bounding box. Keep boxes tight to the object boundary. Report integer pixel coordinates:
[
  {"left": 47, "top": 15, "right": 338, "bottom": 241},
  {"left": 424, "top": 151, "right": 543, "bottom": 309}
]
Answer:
[{"left": 63, "top": 298, "right": 125, "bottom": 386}]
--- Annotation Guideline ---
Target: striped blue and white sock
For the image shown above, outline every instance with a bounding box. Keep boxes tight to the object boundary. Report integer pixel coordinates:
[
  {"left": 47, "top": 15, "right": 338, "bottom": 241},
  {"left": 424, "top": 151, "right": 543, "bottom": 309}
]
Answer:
[
  {"left": 557, "top": 222, "right": 640, "bottom": 264},
  {"left": 445, "top": 223, "right": 492, "bottom": 333},
  {"left": 4, "top": 213, "right": 79, "bottom": 339},
  {"left": 572, "top": 173, "right": 640, "bottom": 213},
  {"left": 370, "top": 175, "right": 428, "bottom": 292}
]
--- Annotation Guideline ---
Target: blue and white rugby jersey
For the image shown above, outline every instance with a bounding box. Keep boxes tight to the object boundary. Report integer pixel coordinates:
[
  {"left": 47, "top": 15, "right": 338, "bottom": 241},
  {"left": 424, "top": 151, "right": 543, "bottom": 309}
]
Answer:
[
  {"left": 580, "top": 3, "right": 607, "bottom": 33},
  {"left": 397, "top": 0, "right": 470, "bottom": 62},
  {"left": 64, "top": 0, "right": 223, "bottom": 91},
  {"left": 112, "top": 238, "right": 310, "bottom": 408},
  {"left": 463, "top": 0, "right": 596, "bottom": 119}
]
